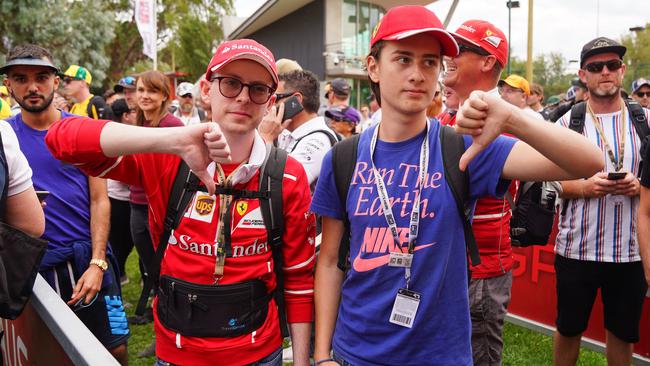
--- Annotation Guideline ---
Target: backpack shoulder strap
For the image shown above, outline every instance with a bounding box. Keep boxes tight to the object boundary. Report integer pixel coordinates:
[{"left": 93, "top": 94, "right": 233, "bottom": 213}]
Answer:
[
  {"left": 258, "top": 144, "right": 289, "bottom": 338},
  {"left": 332, "top": 134, "right": 360, "bottom": 271},
  {"left": 625, "top": 99, "right": 649, "bottom": 140},
  {"left": 0, "top": 134, "right": 7, "bottom": 221},
  {"left": 569, "top": 101, "right": 587, "bottom": 134},
  {"left": 439, "top": 125, "right": 480, "bottom": 266},
  {"left": 291, "top": 129, "right": 339, "bottom": 152},
  {"left": 135, "top": 160, "right": 197, "bottom": 316}
]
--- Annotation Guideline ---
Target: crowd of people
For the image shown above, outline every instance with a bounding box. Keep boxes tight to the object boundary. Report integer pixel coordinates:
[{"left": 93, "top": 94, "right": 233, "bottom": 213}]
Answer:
[{"left": 0, "top": 4, "right": 649, "bottom": 366}]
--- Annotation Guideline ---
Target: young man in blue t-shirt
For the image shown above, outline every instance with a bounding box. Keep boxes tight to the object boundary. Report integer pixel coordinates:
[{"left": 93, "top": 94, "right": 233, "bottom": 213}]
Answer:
[
  {"left": 1, "top": 44, "right": 129, "bottom": 364},
  {"left": 310, "top": 6, "right": 604, "bottom": 366}
]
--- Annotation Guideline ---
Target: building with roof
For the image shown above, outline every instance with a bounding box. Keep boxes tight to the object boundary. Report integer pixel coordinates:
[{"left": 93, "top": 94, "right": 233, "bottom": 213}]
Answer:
[{"left": 226, "top": 0, "right": 437, "bottom": 107}]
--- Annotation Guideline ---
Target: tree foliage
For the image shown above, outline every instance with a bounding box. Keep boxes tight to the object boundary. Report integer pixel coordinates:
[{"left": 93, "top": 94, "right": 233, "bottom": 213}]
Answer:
[
  {"left": 0, "top": 0, "right": 115, "bottom": 87},
  {"left": 1, "top": 0, "right": 233, "bottom": 89},
  {"left": 104, "top": 0, "right": 233, "bottom": 87},
  {"left": 621, "top": 23, "right": 650, "bottom": 91},
  {"left": 507, "top": 53, "right": 574, "bottom": 101}
]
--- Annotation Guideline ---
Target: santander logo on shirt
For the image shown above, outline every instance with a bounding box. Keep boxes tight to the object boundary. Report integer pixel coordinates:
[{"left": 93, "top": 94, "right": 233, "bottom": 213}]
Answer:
[{"left": 168, "top": 233, "right": 269, "bottom": 258}]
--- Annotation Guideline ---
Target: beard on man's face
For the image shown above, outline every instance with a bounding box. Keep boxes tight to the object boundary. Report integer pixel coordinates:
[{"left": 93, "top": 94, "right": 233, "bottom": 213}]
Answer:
[{"left": 14, "top": 90, "right": 55, "bottom": 113}]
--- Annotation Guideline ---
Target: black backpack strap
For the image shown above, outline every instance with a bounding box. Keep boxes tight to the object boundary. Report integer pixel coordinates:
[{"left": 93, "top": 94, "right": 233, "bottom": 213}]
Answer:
[
  {"left": 290, "top": 129, "right": 340, "bottom": 153},
  {"left": 439, "top": 126, "right": 480, "bottom": 266},
  {"left": 568, "top": 101, "right": 587, "bottom": 134},
  {"left": 625, "top": 99, "right": 649, "bottom": 140},
  {"left": 561, "top": 102, "right": 588, "bottom": 215},
  {"left": 258, "top": 144, "right": 289, "bottom": 337},
  {"left": 332, "top": 134, "right": 360, "bottom": 271},
  {"left": 0, "top": 134, "right": 7, "bottom": 221},
  {"left": 135, "top": 160, "right": 198, "bottom": 316}
]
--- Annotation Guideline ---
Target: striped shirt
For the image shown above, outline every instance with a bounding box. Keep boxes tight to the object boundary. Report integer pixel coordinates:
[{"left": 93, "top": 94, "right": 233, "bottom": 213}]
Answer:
[{"left": 555, "top": 105, "right": 650, "bottom": 262}]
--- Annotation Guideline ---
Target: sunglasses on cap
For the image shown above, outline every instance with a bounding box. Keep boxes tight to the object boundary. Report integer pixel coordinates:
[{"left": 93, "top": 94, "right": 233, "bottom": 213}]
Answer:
[
  {"left": 636, "top": 91, "right": 650, "bottom": 98},
  {"left": 275, "top": 91, "right": 295, "bottom": 100},
  {"left": 583, "top": 59, "right": 623, "bottom": 73},
  {"left": 458, "top": 44, "right": 490, "bottom": 57}
]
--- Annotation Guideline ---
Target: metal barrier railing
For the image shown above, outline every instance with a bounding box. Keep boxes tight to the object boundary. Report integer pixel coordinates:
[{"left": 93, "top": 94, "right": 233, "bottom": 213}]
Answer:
[{"left": 2, "top": 275, "right": 119, "bottom": 366}]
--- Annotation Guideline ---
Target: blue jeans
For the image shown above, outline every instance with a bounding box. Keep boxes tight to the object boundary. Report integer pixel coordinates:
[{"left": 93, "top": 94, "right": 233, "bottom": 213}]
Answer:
[{"left": 155, "top": 346, "right": 283, "bottom": 366}]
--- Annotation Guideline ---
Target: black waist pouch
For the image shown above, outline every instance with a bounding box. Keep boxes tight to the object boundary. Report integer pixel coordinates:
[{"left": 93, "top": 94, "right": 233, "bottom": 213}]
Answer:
[{"left": 157, "top": 275, "right": 271, "bottom": 338}]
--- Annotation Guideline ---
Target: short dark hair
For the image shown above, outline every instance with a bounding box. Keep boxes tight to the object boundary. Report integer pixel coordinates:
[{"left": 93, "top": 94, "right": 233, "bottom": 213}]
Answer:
[
  {"left": 7, "top": 44, "right": 54, "bottom": 65},
  {"left": 368, "top": 41, "right": 386, "bottom": 108},
  {"left": 279, "top": 70, "right": 320, "bottom": 114}
]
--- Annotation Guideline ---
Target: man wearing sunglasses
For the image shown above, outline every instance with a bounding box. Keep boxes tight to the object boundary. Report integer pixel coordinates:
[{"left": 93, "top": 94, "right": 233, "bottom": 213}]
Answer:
[
  {"left": 442, "top": 19, "right": 521, "bottom": 366},
  {"left": 553, "top": 37, "right": 649, "bottom": 366},
  {"left": 62, "top": 65, "right": 113, "bottom": 120},
  {"left": 631, "top": 78, "right": 650, "bottom": 108},
  {"left": 259, "top": 69, "right": 339, "bottom": 191},
  {"left": 113, "top": 75, "right": 137, "bottom": 109},
  {"left": 173, "top": 82, "right": 203, "bottom": 126}
]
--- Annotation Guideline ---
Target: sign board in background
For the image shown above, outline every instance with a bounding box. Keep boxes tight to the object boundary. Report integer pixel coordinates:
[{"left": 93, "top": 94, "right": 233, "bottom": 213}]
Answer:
[{"left": 509, "top": 242, "right": 650, "bottom": 361}]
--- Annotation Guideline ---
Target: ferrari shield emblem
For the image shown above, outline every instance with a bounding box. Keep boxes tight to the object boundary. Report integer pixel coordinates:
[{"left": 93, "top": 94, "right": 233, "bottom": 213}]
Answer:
[{"left": 236, "top": 201, "right": 248, "bottom": 216}]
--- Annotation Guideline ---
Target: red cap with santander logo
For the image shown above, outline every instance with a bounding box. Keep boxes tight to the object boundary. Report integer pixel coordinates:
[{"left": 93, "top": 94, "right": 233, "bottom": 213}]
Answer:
[
  {"left": 205, "top": 39, "right": 278, "bottom": 86},
  {"left": 451, "top": 20, "right": 508, "bottom": 67}
]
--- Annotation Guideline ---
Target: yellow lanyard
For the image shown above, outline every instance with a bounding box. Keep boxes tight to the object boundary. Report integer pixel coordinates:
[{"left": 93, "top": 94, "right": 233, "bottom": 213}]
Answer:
[{"left": 587, "top": 101, "right": 627, "bottom": 172}]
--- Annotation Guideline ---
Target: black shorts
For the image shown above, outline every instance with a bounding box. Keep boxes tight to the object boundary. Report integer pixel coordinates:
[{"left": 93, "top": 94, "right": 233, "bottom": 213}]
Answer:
[
  {"left": 42, "top": 260, "right": 130, "bottom": 350},
  {"left": 554, "top": 254, "right": 648, "bottom": 343}
]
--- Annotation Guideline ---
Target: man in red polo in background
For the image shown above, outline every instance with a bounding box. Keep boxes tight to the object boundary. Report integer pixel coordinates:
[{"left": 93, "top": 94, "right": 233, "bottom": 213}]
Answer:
[{"left": 442, "top": 19, "right": 516, "bottom": 366}]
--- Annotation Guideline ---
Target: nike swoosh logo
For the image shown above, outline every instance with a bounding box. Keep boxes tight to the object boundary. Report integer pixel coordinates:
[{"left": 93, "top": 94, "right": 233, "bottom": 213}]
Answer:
[{"left": 352, "top": 243, "right": 435, "bottom": 272}]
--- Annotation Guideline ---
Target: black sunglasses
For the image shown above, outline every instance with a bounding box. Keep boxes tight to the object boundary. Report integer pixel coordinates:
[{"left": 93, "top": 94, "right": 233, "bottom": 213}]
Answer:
[
  {"left": 636, "top": 91, "right": 650, "bottom": 98},
  {"left": 458, "top": 44, "right": 491, "bottom": 57},
  {"left": 583, "top": 59, "right": 623, "bottom": 73},
  {"left": 275, "top": 91, "right": 295, "bottom": 100},
  {"left": 210, "top": 76, "right": 275, "bottom": 105}
]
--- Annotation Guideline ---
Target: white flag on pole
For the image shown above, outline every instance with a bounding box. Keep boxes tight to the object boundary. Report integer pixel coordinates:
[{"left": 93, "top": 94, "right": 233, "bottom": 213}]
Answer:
[{"left": 135, "top": 0, "right": 156, "bottom": 61}]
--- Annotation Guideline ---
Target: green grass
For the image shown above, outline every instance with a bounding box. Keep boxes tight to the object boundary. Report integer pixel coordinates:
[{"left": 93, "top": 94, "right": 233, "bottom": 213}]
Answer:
[
  {"left": 120, "top": 252, "right": 607, "bottom": 365},
  {"left": 502, "top": 323, "right": 606, "bottom": 366},
  {"left": 122, "top": 252, "right": 155, "bottom": 366}
]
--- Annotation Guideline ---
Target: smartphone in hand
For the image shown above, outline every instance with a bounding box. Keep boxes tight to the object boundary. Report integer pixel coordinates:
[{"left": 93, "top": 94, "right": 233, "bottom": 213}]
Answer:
[
  {"left": 35, "top": 190, "right": 50, "bottom": 201},
  {"left": 607, "top": 172, "right": 627, "bottom": 180},
  {"left": 282, "top": 96, "right": 303, "bottom": 121}
]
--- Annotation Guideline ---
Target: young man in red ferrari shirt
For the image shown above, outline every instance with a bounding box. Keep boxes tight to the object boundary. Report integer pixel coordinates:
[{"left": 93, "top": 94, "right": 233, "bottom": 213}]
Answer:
[{"left": 46, "top": 39, "right": 314, "bottom": 366}]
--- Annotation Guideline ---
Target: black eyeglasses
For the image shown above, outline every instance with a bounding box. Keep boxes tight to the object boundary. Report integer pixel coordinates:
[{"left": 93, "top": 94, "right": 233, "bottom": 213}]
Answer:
[
  {"left": 63, "top": 77, "right": 78, "bottom": 84},
  {"left": 458, "top": 44, "right": 490, "bottom": 56},
  {"left": 275, "top": 91, "right": 295, "bottom": 100},
  {"left": 583, "top": 59, "right": 623, "bottom": 73},
  {"left": 210, "top": 76, "right": 275, "bottom": 104},
  {"left": 636, "top": 92, "right": 650, "bottom": 98}
]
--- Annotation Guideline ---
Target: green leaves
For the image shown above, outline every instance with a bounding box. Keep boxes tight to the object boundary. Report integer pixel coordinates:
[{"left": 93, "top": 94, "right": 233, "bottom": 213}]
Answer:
[{"left": 0, "top": 0, "right": 233, "bottom": 89}]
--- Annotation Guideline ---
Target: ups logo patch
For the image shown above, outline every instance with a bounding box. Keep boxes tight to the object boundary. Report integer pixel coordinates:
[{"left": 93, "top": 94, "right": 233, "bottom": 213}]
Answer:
[{"left": 195, "top": 196, "right": 215, "bottom": 216}]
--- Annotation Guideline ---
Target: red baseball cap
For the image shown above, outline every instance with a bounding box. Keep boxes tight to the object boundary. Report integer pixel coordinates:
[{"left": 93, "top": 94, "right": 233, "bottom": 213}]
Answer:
[
  {"left": 370, "top": 6, "right": 459, "bottom": 57},
  {"left": 205, "top": 39, "right": 278, "bottom": 86},
  {"left": 451, "top": 20, "right": 508, "bottom": 67}
]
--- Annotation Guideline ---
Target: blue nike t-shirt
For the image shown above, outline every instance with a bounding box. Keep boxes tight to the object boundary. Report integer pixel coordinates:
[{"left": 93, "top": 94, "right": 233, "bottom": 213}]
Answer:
[
  {"left": 311, "top": 121, "right": 516, "bottom": 366},
  {"left": 7, "top": 111, "right": 92, "bottom": 249}
]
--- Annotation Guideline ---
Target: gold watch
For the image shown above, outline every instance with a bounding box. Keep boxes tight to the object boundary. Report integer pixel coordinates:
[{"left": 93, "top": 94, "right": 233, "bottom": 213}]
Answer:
[{"left": 89, "top": 258, "right": 108, "bottom": 272}]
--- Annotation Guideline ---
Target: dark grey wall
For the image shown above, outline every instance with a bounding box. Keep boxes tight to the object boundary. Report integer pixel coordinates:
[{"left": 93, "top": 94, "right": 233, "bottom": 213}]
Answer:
[{"left": 247, "top": 0, "right": 325, "bottom": 79}]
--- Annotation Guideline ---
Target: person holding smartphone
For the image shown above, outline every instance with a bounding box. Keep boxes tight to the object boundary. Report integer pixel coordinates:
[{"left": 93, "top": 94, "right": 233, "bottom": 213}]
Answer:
[
  {"left": 554, "top": 37, "right": 649, "bottom": 366},
  {"left": 259, "top": 70, "right": 339, "bottom": 191}
]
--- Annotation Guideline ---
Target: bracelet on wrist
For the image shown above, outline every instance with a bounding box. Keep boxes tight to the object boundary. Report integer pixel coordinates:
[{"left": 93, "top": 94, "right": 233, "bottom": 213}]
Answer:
[{"left": 315, "top": 358, "right": 335, "bottom": 365}]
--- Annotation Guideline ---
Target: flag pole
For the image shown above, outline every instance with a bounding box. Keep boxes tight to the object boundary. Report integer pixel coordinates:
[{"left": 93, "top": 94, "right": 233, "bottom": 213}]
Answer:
[{"left": 153, "top": 0, "right": 158, "bottom": 70}]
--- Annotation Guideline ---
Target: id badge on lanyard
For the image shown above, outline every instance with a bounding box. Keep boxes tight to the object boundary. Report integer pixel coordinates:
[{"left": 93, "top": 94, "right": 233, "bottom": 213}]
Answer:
[{"left": 370, "top": 121, "right": 429, "bottom": 328}]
